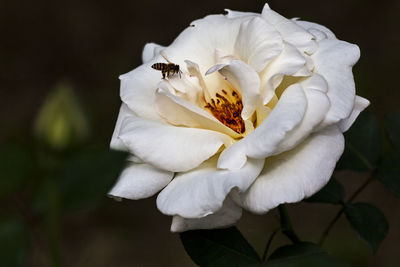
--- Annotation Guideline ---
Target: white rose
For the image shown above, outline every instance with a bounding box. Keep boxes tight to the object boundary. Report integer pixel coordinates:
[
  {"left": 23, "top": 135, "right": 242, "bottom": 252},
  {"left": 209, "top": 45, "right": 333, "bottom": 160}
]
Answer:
[{"left": 109, "top": 4, "right": 369, "bottom": 232}]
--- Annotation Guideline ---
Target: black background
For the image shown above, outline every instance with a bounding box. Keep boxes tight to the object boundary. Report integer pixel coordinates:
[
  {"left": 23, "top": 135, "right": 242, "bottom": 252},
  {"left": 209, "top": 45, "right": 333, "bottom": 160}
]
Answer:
[{"left": 1, "top": 0, "right": 399, "bottom": 266}]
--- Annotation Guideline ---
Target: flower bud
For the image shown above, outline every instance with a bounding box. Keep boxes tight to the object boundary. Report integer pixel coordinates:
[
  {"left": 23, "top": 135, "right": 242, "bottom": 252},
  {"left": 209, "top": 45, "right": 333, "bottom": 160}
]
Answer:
[{"left": 34, "top": 83, "right": 89, "bottom": 149}]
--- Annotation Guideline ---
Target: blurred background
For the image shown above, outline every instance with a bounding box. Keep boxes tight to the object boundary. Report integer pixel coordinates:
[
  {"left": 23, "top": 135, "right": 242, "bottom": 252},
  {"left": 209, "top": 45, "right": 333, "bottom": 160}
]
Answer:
[{"left": 1, "top": 0, "right": 399, "bottom": 266}]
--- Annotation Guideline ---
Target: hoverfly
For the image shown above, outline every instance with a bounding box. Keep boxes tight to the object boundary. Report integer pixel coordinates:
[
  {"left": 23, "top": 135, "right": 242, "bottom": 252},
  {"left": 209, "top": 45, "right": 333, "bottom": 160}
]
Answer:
[{"left": 151, "top": 51, "right": 182, "bottom": 79}]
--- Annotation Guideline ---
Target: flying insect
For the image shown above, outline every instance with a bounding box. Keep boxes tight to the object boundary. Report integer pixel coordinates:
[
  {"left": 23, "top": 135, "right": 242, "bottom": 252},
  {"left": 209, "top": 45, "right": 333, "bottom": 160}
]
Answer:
[{"left": 151, "top": 51, "right": 182, "bottom": 79}]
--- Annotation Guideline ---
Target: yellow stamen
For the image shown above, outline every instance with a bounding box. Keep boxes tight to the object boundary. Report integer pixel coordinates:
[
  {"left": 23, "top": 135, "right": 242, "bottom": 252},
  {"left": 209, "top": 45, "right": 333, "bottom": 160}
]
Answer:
[{"left": 204, "top": 89, "right": 245, "bottom": 134}]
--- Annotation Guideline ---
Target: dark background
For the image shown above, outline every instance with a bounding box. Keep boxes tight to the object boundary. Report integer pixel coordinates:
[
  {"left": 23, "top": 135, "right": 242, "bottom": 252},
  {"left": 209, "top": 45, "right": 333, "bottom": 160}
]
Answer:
[{"left": 1, "top": 0, "right": 399, "bottom": 266}]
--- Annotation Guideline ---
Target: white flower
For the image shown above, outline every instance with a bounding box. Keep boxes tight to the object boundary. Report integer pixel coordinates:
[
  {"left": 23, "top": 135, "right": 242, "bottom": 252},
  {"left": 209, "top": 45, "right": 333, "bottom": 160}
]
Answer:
[{"left": 109, "top": 4, "right": 369, "bottom": 232}]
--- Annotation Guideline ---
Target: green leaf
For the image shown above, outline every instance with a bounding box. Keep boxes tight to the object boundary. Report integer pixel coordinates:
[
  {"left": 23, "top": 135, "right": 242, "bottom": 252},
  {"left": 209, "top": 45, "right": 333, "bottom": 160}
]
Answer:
[
  {"left": 0, "top": 216, "right": 29, "bottom": 267},
  {"left": 57, "top": 148, "right": 128, "bottom": 212},
  {"left": 376, "top": 152, "right": 400, "bottom": 198},
  {"left": 180, "top": 227, "right": 261, "bottom": 267},
  {"left": 266, "top": 242, "right": 348, "bottom": 267},
  {"left": 336, "top": 111, "right": 381, "bottom": 171},
  {"left": 0, "top": 143, "right": 31, "bottom": 198},
  {"left": 305, "top": 178, "right": 345, "bottom": 204},
  {"left": 384, "top": 112, "right": 400, "bottom": 150},
  {"left": 344, "top": 203, "right": 388, "bottom": 252}
]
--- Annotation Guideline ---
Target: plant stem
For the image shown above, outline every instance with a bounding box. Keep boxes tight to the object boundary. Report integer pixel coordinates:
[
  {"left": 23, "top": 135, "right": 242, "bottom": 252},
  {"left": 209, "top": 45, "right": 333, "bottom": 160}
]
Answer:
[
  {"left": 318, "top": 172, "right": 375, "bottom": 245},
  {"left": 318, "top": 208, "right": 344, "bottom": 246},
  {"left": 278, "top": 205, "right": 300, "bottom": 243},
  {"left": 262, "top": 228, "right": 280, "bottom": 262},
  {"left": 347, "top": 175, "right": 374, "bottom": 203},
  {"left": 45, "top": 179, "right": 62, "bottom": 267},
  {"left": 12, "top": 195, "right": 50, "bottom": 267}
]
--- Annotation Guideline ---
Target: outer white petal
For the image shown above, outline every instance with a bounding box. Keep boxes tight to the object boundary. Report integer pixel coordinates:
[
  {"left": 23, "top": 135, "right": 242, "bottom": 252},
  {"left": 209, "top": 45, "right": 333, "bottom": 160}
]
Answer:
[
  {"left": 224, "top": 9, "right": 258, "bottom": 19},
  {"left": 108, "top": 162, "right": 173, "bottom": 200},
  {"left": 120, "top": 59, "right": 164, "bottom": 122},
  {"left": 261, "top": 4, "right": 317, "bottom": 54},
  {"left": 260, "top": 42, "right": 308, "bottom": 105},
  {"left": 218, "top": 84, "right": 307, "bottom": 170},
  {"left": 170, "top": 196, "right": 242, "bottom": 232},
  {"left": 142, "top": 42, "right": 165, "bottom": 63},
  {"left": 292, "top": 54, "right": 314, "bottom": 76},
  {"left": 241, "top": 126, "right": 344, "bottom": 214},
  {"left": 234, "top": 17, "right": 283, "bottom": 72},
  {"left": 155, "top": 86, "right": 240, "bottom": 139},
  {"left": 157, "top": 156, "right": 264, "bottom": 218},
  {"left": 110, "top": 103, "right": 136, "bottom": 151},
  {"left": 293, "top": 20, "right": 336, "bottom": 40},
  {"left": 119, "top": 116, "right": 229, "bottom": 172},
  {"left": 273, "top": 74, "right": 331, "bottom": 154},
  {"left": 313, "top": 39, "right": 360, "bottom": 127},
  {"left": 218, "top": 60, "right": 261, "bottom": 120},
  {"left": 338, "top": 96, "right": 370, "bottom": 132}
]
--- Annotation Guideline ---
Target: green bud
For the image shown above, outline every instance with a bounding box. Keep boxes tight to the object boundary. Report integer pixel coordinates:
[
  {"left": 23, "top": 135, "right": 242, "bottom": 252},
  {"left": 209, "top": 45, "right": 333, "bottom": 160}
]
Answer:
[{"left": 34, "top": 83, "right": 89, "bottom": 149}]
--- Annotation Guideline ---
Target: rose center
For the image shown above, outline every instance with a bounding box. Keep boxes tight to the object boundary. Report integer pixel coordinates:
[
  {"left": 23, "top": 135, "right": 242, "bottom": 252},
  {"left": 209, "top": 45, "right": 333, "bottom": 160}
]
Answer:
[{"left": 204, "top": 89, "right": 245, "bottom": 134}]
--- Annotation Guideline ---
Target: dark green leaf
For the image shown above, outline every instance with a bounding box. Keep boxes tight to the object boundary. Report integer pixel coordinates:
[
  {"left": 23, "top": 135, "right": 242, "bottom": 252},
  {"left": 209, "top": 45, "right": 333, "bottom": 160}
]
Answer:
[
  {"left": 0, "top": 143, "right": 31, "bottom": 198},
  {"left": 336, "top": 111, "right": 381, "bottom": 171},
  {"left": 180, "top": 226, "right": 261, "bottom": 267},
  {"left": 0, "top": 216, "right": 29, "bottom": 267},
  {"left": 58, "top": 148, "right": 128, "bottom": 212},
  {"left": 384, "top": 112, "right": 400, "bottom": 150},
  {"left": 266, "top": 242, "right": 348, "bottom": 267},
  {"left": 344, "top": 203, "right": 388, "bottom": 252},
  {"left": 376, "top": 153, "right": 400, "bottom": 198},
  {"left": 305, "top": 178, "right": 345, "bottom": 204}
]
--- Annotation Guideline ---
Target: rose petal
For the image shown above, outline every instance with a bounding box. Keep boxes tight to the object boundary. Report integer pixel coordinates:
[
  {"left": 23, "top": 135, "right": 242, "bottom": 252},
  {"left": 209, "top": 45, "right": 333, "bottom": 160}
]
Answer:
[
  {"left": 170, "top": 196, "right": 242, "bottom": 232},
  {"left": 292, "top": 54, "right": 314, "bottom": 76},
  {"left": 224, "top": 9, "right": 258, "bottom": 19},
  {"left": 184, "top": 60, "right": 213, "bottom": 102},
  {"left": 255, "top": 105, "right": 272, "bottom": 128},
  {"left": 338, "top": 96, "right": 370, "bottom": 132},
  {"left": 241, "top": 126, "right": 344, "bottom": 214},
  {"left": 215, "top": 49, "right": 236, "bottom": 65},
  {"left": 312, "top": 38, "right": 360, "bottom": 127},
  {"left": 108, "top": 162, "right": 173, "bottom": 200},
  {"left": 261, "top": 4, "right": 317, "bottom": 54},
  {"left": 293, "top": 20, "right": 336, "bottom": 40},
  {"left": 273, "top": 74, "right": 331, "bottom": 154},
  {"left": 203, "top": 49, "right": 239, "bottom": 77},
  {"left": 120, "top": 59, "right": 164, "bottom": 122},
  {"left": 155, "top": 86, "right": 240, "bottom": 139},
  {"left": 218, "top": 60, "right": 261, "bottom": 120},
  {"left": 234, "top": 17, "right": 283, "bottom": 72},
  {"left": 110, "top": 103, "right": 135, "bottom": 151},
  {"left": 218, "top": 84, "right": 307, "bottom": 170},
  {"left": 205, "top": 63, "right": 229, "bottom": 76},
  {"left": 157, "top": 156, "right": 264, "bottom": 218},
  {"left": 119, "top": 116, "right": 229, "bottom": 172},
  {"left": 161, "top": 15, "right": 249, "bottom": 74},
  {"left": 142, "top": 42, "right": 165, "bottom": 63},
  {"left": 167, "top": 72, "right": 203, "bottom": 100},
  {"left": 260, "top": 42, "right": 308, "bottom": 105}
]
